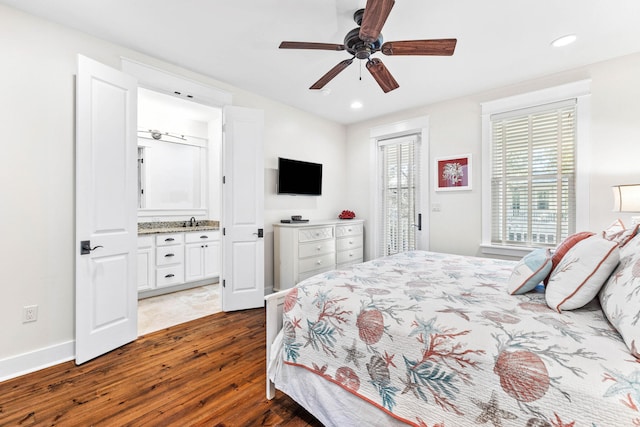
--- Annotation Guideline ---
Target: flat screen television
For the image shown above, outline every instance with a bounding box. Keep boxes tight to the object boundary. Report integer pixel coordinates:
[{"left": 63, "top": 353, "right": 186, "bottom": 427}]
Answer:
[{"left": 277, "top": 157, "right": 323, "bottom": 195}]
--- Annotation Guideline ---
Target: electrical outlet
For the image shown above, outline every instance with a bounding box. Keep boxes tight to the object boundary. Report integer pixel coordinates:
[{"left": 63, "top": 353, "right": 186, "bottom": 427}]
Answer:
[{"left": 23, "top": 305, "right": 38, "bottom": 323}]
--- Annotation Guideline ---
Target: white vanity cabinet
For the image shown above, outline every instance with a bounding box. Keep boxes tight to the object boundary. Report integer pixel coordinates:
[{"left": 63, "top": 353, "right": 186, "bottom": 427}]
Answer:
[
  {"left": 137, "top": 235, "right": 155, "bottom": 291},
  {"left": 155, "top": 233, "right": 185, "bottom": 288},
  {"left": 273, "top": 219, "right": 365, "bottom": 291},
  {"left": 137, "top": 229, "right": 220, "bottom": 297},
  {"left": 185, "top": 231, "right": 220, "bottom": 282}
]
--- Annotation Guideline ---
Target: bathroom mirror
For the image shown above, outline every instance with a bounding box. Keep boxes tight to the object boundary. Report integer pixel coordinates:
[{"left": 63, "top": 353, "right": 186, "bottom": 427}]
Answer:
[
  {"left": 138, "top": 137, "right": 205, "bottom": 211},
  {"left": 137, "top": 87, "right": 222, "bottom": 218}
]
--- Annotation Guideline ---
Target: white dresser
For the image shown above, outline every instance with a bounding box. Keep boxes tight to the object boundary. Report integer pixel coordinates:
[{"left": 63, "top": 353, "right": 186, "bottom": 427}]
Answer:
[{"left": 273, "top": 219, "right": 364, "bottom": 291}]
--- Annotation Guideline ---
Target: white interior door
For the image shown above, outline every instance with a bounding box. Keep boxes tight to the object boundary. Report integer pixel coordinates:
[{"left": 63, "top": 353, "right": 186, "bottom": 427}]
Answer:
[
  {"left": 75, "top": 55, "right": 138, "bottom": 364},
  {"left": 221, "top": 106, "right": 264, "bottom": 311}
]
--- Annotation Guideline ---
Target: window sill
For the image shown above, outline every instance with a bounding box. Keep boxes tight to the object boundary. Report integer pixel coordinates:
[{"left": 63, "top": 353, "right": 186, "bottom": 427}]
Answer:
[{"left": 480, "top": 244, "right": 537, "bottom": 258}]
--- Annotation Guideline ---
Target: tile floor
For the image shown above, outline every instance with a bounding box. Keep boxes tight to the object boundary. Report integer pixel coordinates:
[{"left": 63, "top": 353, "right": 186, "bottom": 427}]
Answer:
[{"left": 138, "top": 283, "right": 221, "bottom": 336}]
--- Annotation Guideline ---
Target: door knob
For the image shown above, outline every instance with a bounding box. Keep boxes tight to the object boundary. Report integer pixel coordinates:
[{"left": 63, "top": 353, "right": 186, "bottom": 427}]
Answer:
[{"left": 80, "top": 240, "right": 103, "bottom": 255}]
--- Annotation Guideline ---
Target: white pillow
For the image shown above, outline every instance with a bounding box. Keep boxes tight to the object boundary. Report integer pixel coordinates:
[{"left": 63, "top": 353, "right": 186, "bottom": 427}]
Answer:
[
  {"left": 546, "top": 236, "right": 620, "bottom": 312},
  {"left": 600, "top": 231, "right": 640, "bottom": 358}
]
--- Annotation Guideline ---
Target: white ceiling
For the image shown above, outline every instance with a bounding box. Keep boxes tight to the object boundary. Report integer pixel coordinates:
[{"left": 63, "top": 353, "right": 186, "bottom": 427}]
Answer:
[{"left": 4, "top": 0, "right": 640, "bottom": 124}]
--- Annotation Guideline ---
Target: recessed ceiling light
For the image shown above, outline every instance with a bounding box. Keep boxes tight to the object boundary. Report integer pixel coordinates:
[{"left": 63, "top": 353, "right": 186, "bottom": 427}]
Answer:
[
  {"left": 350, "top": 101, "right": 363, "bottom": 109},
  {"left": 321, "top": 88, "right": 332, "bottom": 96},
  {"left": 551, "top": 34, "right": 577, "bottom": 47}
]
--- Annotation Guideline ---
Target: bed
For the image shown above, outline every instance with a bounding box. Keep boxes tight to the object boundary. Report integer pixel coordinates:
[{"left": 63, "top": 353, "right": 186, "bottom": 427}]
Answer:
[{"left": 265, "top": 232, "right": 640, "bottom": 427}]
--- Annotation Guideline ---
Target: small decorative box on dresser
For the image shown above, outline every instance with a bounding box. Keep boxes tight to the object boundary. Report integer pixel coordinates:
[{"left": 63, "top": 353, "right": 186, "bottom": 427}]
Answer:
[{"left": 273, "top": 219, "right": 364, "bottom": 291}]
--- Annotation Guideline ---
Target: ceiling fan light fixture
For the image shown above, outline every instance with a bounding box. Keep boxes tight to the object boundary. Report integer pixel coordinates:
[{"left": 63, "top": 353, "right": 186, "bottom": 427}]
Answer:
[
  {"left": 551, "top": 34, "right": 577, "bottom": 48},
  {"left": 279, "top": 0, "right": 454, "bottom": 93}
]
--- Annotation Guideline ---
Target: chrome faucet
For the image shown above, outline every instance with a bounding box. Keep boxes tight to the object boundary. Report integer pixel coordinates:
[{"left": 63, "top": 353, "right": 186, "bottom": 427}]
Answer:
[{"left": 189, "top": 217, "right": 197, "bottom": 227}]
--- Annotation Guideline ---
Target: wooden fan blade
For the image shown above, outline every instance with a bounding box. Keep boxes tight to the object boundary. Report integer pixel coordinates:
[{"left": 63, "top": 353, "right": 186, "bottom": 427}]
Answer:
[
  {"left": 359, "top": 0, "right": 395, "bottom": 43},
  {"left": 279, "top": 41, "right": 345, "bottom": 51},
  {"left": 366, "top": 58, "right": 399, "bottom": 93},
  {"left": 381, "top": 39, "right": 457, "bottom": 56},
  {"left": 310, "top": 59, "right": 354, "bottom": 90}
]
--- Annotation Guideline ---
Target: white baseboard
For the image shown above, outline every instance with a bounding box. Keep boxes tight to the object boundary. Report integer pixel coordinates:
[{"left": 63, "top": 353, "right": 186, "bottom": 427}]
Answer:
[{"left": 0, "top": 340, "right": 75, "bottom": 382}]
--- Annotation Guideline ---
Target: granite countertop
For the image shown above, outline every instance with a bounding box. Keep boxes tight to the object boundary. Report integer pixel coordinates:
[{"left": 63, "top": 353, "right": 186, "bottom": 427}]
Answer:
[{"left": 138, "top": 220, "right": 219, "bottom": 235}]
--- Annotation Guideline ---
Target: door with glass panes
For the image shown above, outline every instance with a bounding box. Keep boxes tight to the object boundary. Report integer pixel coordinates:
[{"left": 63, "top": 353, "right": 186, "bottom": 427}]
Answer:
[{"left": 379, "top": 135, "right": 423, "bottom": 256}]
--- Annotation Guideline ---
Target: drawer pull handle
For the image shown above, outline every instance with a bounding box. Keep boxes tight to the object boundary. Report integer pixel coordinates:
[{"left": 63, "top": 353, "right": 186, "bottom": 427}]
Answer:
[
  {"left": 316, "top": 260, "right": 322, "bottom": 265},
  {"left": 349, "top": 240, "right": 353, "bottom": 245},
  {"left": 200, "top": 235, "right": 208, "bottom": 239},
  {"left": 348, "top": 228, "right": 352, "bottom": 232},
  {"left": 165, "top": 273, "right": 175, "bottom": 278},
  {"left": 316, "top": 246, "right": 321, "bottom": 250},
  {"left": 165, "top": 253, "right": 175, "bottom": 257},
  {"left": 165, "top": 238, "right": 175, "bottom": 242}
]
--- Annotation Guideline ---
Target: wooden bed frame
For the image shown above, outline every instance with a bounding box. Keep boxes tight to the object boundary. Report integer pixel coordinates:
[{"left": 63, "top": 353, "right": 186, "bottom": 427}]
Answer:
[{"left": 264, "top": 289, "right": 289, "bottom": 400}]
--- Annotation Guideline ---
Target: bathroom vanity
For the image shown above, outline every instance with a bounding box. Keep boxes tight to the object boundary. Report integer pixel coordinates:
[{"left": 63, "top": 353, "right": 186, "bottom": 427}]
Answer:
[{"left": 137, "top": 221, "right": 220, "bottom": 298}]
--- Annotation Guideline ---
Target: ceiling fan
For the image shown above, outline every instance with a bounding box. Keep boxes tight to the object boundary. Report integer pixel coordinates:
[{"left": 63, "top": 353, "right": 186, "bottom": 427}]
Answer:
[{"left": 279, "top": 0, "right": 457, "bottom": 93}]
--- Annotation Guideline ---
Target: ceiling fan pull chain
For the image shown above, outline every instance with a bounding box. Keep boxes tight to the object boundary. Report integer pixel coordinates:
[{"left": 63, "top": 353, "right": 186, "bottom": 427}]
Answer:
[{"left": 359, "top": 60, "right": 362, "bottom": 81}]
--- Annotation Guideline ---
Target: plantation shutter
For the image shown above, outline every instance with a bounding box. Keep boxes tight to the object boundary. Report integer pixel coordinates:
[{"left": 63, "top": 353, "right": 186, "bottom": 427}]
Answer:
[
  {"left": 379, "top": 135, "right": 419, "bottom": 256},
  {"left": 491, "top": 100, "right": 576, "bottom": 246}
]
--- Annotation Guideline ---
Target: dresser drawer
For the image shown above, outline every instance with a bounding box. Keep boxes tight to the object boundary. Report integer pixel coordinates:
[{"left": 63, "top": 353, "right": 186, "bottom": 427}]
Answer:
[
  {"left": 298, "top": 226, "right": 333, "bottom": 243},
  {"left": 337, "top": 247, "right": 363, "bottom": 265},
  {"left": 185, "top": 230, "right": 219, "bottom": 243},
  {"left": 298, "top": 265, "right": 334, "bottom": 282},
  {"left": 336, "top": 223, "right": 363, "bottom": 238},
  {"left": 156, "top": 246, "right": 184, "bottom": 266},
  {"left": 298, "top": 253, "right": 335, "bottom": 274},
  {"left": 299, "top": 239, "right": 335, "bottom": 258},
  {"left": 156, "top": 233, "right": 184, "bottom": 246},
  {"left": 156, "top": 265, "right": 184, "bottom": 287},
  {"left": 336, "top": 236, "right": 362, "bottom": 252}
]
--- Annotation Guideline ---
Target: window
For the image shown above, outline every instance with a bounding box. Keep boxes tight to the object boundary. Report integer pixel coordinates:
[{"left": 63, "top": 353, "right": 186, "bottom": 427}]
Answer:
[
  {"left": 379, "top": 135, "right": 420, "bottom": 256},
  {"left": 491, "top": 100, "right": 576, "bottom": 247},
  {"left": 481, "top": 81, "right": 591, "bottom": 256}
]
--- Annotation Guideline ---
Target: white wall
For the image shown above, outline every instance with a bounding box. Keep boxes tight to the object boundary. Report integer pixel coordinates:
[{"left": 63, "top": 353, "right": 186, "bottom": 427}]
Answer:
[
  {"left": 0, "top": 4, "right": 347, "bottom": 375},
  {"left": 346, "top": 52, "right": 640, "bottom": 259}
]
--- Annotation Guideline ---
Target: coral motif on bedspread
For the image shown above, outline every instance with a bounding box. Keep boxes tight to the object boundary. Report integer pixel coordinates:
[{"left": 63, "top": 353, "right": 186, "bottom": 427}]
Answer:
[{"left": 280, "top": 251, "right": 640, "bottom": 426}]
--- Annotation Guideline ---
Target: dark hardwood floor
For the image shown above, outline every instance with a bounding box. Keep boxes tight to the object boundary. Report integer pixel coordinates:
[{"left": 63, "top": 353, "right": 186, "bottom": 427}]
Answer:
[{"left": 0, "top": 308, "right": 324, "bottom": 426}]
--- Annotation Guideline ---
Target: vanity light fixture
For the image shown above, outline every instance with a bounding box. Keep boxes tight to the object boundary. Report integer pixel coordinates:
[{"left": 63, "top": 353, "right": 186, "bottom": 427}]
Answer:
[
  {"left": 551, "top": 34, "right": 577, "bottom": 48},
  {"left": 138, "top": 129, "right": 187, "bottom": 141}
]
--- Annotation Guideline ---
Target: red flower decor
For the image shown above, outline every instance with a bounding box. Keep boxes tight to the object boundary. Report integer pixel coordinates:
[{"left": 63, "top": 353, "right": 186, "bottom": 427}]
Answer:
[{"left": 339, "top": 210, "right": 356, "bottom": 219}]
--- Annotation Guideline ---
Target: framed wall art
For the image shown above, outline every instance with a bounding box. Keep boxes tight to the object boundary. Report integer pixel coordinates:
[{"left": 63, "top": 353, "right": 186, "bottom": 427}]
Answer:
[{"left": 435, "top": 154, "right": 472, "bottom": 191}]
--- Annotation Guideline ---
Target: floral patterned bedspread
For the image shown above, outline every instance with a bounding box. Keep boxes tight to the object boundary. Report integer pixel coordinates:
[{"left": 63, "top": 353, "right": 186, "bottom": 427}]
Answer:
[{"left": 280, "top": 251, "right": 640, "bottom": 427}]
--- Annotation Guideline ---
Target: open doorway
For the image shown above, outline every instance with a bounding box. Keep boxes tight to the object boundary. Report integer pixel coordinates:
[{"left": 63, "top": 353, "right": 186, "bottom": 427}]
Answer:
[{"left": 136, "top": 87, "right": 223, "bottom": 335}]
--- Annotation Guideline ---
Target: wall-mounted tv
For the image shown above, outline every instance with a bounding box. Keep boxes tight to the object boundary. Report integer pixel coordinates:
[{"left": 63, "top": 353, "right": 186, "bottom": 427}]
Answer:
[{"left": 277, "top": 157, "right": 323, "bottom": 196}]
